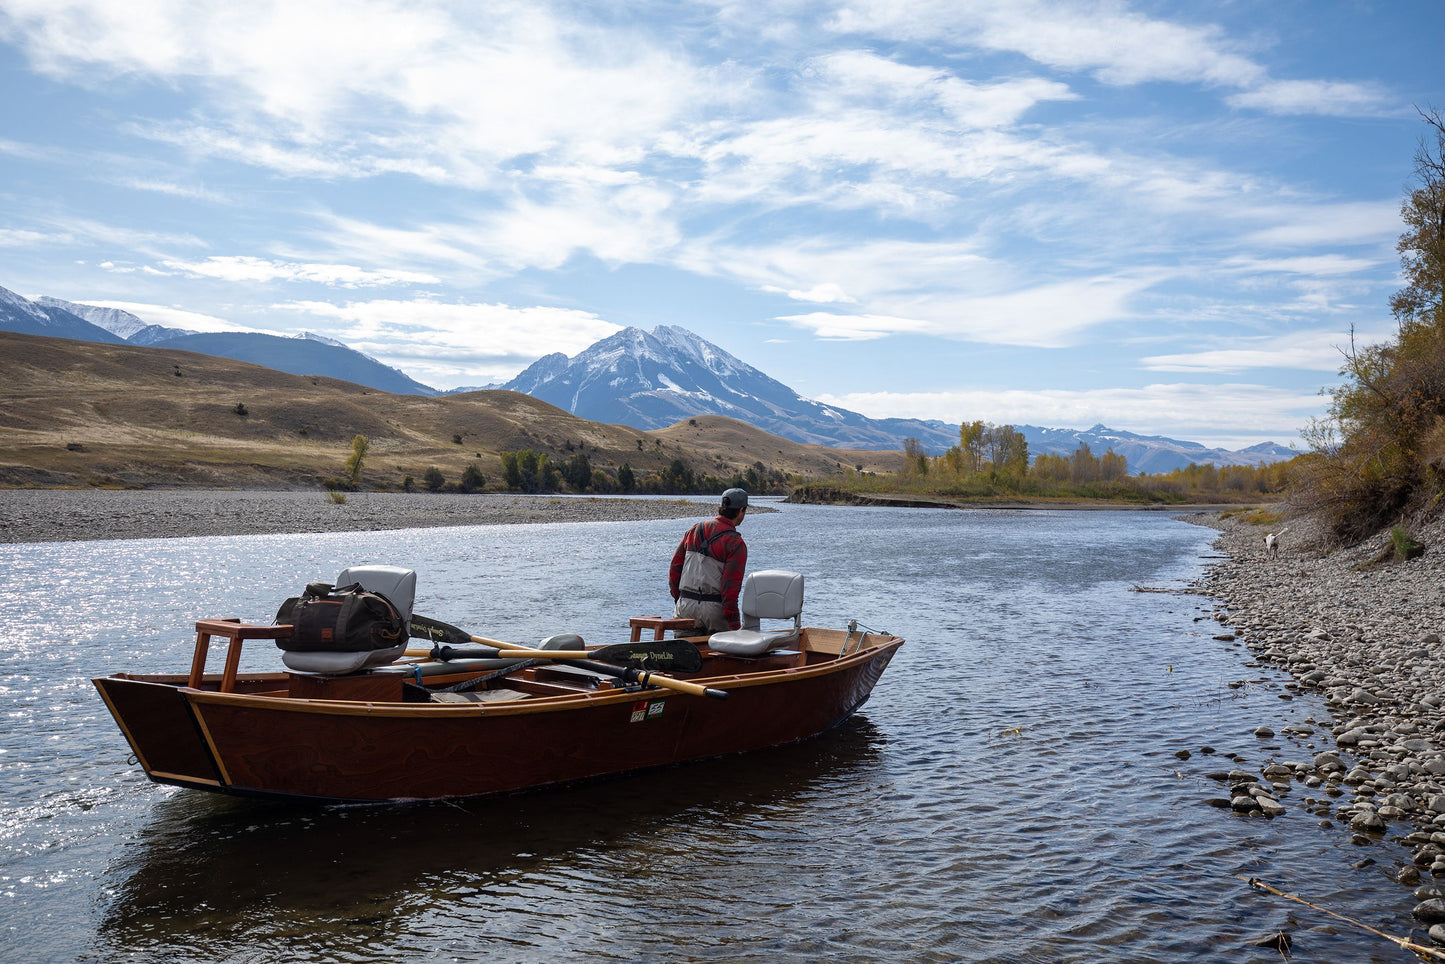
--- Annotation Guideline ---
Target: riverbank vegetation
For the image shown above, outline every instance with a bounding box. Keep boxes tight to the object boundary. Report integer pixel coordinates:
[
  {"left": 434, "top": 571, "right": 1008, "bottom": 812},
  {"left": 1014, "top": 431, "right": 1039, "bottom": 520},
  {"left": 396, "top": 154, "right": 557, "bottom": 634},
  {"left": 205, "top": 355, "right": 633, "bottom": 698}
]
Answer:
[
  {"left": 1292, "top": 107, "right": 1445, "bottom": 543},
  {"left": 799, "top": 428, "right": 1296, "bottom": 505}
]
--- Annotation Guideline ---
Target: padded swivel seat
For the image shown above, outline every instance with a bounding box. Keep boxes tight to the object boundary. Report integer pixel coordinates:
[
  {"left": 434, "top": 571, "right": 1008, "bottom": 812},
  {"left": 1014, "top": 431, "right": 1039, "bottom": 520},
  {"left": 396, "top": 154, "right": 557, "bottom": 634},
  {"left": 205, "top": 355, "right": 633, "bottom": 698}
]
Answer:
[
  {"left": 707, "top": 570, "right": 804, "bottom": 656},
  {"left": 281, "top": 565, "right": 416, "bottom": 675}
]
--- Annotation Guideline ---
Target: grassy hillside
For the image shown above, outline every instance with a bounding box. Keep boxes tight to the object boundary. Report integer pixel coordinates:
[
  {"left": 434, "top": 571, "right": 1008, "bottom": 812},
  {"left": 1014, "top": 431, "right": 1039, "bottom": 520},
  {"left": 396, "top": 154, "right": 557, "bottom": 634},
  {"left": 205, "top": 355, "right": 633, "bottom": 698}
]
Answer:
[{"left": 0, "top": 331, "right": 900, "bottom": 489}]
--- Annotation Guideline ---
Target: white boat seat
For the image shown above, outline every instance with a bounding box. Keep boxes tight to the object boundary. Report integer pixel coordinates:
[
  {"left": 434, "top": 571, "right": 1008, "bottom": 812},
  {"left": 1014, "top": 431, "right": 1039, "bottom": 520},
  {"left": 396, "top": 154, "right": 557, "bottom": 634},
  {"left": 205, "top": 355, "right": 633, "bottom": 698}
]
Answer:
[
  {"left": 282, "top": 565, "right": 416, "bottom": 675},
  {"left": 708, "top": 570, "right": 804, "bottom": 656}
]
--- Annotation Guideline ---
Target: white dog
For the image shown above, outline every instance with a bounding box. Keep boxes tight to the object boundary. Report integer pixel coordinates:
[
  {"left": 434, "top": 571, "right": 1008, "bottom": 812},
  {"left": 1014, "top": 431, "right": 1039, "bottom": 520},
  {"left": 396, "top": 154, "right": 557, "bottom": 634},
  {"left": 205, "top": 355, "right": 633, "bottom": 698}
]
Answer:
[{"left": 1263, "top": 527, "right": 1288, "bottom": 560}]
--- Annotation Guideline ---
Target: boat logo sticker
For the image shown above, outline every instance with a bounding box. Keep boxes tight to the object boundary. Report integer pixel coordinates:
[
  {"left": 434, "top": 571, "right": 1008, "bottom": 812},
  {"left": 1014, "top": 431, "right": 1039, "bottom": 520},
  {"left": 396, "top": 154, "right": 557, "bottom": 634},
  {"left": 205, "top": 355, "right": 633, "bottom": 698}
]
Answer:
[{"left": 630, "top": 699, "right": 665, "bottom": 723}]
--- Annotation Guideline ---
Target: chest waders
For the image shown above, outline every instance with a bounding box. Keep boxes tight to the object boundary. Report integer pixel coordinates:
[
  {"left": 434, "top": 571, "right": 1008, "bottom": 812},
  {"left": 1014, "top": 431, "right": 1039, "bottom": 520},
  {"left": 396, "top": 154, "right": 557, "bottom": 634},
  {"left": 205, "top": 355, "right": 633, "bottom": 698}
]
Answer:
[{"left": 674, "top": 523, "right": 734, "bottom": 633}]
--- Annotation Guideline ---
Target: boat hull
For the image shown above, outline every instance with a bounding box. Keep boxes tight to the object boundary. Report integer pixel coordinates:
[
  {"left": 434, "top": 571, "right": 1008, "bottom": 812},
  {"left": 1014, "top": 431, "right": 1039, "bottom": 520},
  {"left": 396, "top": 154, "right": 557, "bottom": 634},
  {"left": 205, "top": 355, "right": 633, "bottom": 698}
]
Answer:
[{"left": 94, "top": 635, "right": 900, "bottom": 803}]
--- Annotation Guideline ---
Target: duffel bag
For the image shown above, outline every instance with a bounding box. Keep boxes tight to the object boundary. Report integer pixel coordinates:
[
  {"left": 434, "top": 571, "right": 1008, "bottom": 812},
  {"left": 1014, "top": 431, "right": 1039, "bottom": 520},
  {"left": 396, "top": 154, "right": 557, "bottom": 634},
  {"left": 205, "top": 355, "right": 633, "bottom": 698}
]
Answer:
[{"left": 274, "top": 582, "right": 404, "bottom": 652}]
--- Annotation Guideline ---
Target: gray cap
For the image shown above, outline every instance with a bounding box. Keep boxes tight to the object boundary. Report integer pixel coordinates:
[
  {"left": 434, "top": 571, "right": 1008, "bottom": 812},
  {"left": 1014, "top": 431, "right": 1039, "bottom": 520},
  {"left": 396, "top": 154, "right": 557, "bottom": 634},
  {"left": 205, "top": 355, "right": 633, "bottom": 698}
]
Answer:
[{"left": 720, "top": 487, "right": 749, "bottom": 511}]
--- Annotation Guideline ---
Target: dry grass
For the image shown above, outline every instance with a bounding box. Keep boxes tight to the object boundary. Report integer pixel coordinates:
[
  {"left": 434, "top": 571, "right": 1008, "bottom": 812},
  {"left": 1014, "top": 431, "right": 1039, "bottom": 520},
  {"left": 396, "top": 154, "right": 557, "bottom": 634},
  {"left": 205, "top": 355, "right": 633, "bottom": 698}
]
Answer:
[{"left": 0, "top": 332, "right": 896, "bottom": 489}]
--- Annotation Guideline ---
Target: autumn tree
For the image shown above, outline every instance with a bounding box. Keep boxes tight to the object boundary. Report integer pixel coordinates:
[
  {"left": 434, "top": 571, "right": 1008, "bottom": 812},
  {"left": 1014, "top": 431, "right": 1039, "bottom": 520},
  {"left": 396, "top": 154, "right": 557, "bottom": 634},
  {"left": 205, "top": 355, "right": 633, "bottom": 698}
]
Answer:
[
  {"left": 982, "top": 424, "right": 1029, "bottom": 475},
  {"left": 344, "top": 435, "right": 369, "bottom": 488},
  {"left": 903, "top": 437, "right": 929, "bottom": 476},
  {"left": 1298, "top": 108, "right": 1445, "bottom": 540},
  {"left": 1100, "top": 447, "right": 1128, "bottom": 482},
  {"left": 1390, "top": 106, "right": 1445, "bottom": 327},
  {"left": 959, "top": 421, "right": 985, "bottom": 472}
]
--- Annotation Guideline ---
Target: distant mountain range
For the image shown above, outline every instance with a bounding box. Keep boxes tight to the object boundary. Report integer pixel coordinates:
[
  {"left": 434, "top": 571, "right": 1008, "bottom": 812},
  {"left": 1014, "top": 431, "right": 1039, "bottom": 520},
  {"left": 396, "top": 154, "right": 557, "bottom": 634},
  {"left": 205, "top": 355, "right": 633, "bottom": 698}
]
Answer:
[
  {"left": 2, "top": 289, "right": 440, "bottom": 396},
  {"left": 501, "top": 325, "right": 962, "bottom": 452},
  {"left": 502, "top": 324, "right": 1296, "bottom": 471},
  {"left": 1, "top": 283, "right": 1296, "bottom": 472},
  {"left": 1016, "top": 424, "right": 1294, "bottom": 475}
]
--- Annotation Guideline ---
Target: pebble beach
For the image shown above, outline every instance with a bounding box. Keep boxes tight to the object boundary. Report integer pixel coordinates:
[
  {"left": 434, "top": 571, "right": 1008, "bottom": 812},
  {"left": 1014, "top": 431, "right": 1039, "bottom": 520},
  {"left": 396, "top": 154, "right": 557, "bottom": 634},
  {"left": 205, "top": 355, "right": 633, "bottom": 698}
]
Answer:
[
  {"left": 0, "top": 489, "right": 722, "bottom": 543},
  {"left": 1194, "top": 509, "right": 1445, "bottom": 938}
]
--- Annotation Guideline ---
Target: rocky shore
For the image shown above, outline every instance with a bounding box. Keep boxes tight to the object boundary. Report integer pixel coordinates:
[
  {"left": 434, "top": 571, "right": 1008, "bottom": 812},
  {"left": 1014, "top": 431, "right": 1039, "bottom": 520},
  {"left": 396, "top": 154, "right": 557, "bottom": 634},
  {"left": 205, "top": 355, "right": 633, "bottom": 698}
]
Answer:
[
  {"left": 1194, "top": 509, "right": 1445, "bottom": 936},
  {"left": 0, "top": 489, "right": 725, "bottom": 543}
]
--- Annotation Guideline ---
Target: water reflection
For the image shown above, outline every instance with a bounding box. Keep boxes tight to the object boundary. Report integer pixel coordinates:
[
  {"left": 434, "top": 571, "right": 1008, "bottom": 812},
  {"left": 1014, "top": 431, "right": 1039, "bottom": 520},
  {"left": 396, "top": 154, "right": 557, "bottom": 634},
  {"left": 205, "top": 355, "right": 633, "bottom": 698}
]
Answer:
[{"left": 97, "top": 719, "right": 886, "bottom": 961}]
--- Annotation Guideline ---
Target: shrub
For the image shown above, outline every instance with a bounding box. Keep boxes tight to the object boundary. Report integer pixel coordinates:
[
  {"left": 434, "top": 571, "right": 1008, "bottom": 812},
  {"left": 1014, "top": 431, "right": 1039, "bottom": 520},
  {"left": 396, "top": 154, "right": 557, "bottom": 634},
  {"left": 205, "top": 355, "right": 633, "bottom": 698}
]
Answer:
[
  {"left": 423, "top": 467, "right": 446, "bottom": 492},
  {"left": 460, "top": 463, "right": 486, "bottom": 493},
  {"left": 233, "top": 402, "right": 248, "bottom": 417},
  {"left": 1391, "top": 525, "right": 1426, "bottom": 560}
]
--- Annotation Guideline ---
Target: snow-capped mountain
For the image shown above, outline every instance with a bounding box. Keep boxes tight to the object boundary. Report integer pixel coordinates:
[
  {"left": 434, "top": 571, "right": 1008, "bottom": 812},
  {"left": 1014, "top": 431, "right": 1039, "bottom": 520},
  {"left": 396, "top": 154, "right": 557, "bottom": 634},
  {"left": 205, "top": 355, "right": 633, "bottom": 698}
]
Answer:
[
  {"left": 502, "top": 325, "right": 960, "bottom": 451},
  {"left": 0, "top": 286, "right": 126, "bottom": 344},
  {"left": 37, "top": 296, "right": 197, "bottom": 345},
  {"left": 2, "top": 285, "right": 439, "bottom": 396}
]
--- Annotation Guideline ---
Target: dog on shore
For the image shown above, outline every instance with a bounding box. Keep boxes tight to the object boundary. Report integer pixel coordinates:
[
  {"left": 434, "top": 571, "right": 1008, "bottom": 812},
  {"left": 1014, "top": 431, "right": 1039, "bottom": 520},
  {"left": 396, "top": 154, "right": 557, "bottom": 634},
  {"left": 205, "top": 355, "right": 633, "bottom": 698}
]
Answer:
[{"left": 1264, "top": 527, "right": 1288, "bottom": 560}]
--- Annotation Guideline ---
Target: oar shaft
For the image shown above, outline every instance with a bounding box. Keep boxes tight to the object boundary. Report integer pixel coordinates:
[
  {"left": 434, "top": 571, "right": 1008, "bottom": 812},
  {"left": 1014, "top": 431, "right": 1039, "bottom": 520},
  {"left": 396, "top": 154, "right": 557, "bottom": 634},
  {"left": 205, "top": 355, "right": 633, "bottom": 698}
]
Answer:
[{"left": 563, "top": 658, "right": 727, "bottom": 701}]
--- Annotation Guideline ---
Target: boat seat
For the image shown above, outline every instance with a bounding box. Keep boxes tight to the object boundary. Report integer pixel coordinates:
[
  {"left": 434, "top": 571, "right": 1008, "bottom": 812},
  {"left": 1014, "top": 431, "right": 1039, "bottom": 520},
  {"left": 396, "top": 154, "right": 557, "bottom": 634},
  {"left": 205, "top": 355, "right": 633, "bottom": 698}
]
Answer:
[
  {"left": 708, "top": 570, "right": 804, "bottom": 657},
  {"left": 282, "top": 565, "right": 416, "bottom": 675}
]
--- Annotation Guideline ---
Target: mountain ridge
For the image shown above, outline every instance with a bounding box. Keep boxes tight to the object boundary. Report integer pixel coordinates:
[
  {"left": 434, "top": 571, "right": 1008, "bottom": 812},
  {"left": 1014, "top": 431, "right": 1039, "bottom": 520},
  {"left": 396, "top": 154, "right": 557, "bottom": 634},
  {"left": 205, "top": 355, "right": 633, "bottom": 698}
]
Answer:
[
  {"left": 2, "top": 283, "right": 1297, "bottom": 472},
  {"left": 2, "top": 286, "right": 439, "bottom": 397},
  {"left": 503, "top": 325, "right": 1295, "bottom": 472}
]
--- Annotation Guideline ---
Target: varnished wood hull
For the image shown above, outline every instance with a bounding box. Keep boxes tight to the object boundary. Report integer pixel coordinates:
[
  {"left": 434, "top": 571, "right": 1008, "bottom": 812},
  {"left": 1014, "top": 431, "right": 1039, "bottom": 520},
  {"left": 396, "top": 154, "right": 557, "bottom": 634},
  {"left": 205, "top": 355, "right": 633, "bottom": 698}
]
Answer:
[{"left": 94, "top": 631, "right": 902, "bottom": 803}]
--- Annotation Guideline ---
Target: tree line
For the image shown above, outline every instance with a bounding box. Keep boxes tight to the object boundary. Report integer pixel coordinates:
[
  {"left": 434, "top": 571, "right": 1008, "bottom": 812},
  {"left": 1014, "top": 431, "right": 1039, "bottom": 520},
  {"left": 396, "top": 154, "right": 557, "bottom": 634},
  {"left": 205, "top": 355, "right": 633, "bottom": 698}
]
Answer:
[{"left": 878, "top": 419, "right": 1294, "bottom": 502}]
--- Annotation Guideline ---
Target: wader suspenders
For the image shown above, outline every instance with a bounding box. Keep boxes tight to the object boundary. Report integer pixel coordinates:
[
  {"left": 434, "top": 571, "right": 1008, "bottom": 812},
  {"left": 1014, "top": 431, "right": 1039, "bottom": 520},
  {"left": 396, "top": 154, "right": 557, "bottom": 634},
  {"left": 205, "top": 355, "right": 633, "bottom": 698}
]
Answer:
[{"left": 676, "top": 522, "right": 733, "bottom": 603}]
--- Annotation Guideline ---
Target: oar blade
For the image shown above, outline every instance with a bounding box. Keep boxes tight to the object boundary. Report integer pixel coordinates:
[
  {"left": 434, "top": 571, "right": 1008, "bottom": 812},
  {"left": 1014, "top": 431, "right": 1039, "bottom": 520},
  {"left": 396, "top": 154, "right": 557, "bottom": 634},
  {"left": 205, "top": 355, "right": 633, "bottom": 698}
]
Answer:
[
  {"left": 409, "top": 613, "right": 472, "bottom": 646},
  {"left": 590, "top": 640, "right": 703, "bottom": 673}
]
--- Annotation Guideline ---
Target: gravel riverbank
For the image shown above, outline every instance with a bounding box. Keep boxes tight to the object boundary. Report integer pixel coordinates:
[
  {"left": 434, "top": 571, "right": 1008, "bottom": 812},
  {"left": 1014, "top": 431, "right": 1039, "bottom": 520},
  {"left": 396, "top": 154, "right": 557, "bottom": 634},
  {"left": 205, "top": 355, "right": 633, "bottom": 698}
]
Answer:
[
  {"left": 1193, "top": 509, "right": 1445, "bottom": 933},
  {"left": 0, "top": 489, "right": 726, "bottom": 543}
]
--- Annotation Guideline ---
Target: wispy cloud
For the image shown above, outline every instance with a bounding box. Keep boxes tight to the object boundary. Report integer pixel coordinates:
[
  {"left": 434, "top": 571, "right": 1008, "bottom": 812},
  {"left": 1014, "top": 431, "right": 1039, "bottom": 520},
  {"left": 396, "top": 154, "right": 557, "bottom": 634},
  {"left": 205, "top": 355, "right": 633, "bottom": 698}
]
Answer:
[
  {"left": 828, "top": 0, "right": 1394, "bottom": 116},
  {"left": 817, "top": 381, "right": 1321, "bottom": 448},
  {"left": 276, "top": 298, "right": 622, "bottom": 388},
  {"left": 1139, "top": 326, "right": 1396, "bottom": 373},
  {"left": 159, "top": 255, "right": 439, "bottom": 287}
]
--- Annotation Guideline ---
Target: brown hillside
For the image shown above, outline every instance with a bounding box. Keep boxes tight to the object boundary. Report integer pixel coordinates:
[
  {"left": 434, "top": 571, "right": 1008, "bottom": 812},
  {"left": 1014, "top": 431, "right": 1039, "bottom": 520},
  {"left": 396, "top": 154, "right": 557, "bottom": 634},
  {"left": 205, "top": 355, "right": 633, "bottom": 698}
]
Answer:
[{"left": 0, "top": 332, "right": 898, "bottom": 489}]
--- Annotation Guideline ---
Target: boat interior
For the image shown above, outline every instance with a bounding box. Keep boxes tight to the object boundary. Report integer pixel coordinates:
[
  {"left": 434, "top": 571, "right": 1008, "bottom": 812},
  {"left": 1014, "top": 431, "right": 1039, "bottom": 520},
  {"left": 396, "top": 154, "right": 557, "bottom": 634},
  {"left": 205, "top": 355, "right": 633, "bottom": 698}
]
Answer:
[{"left": 121, "top": 566, "right": 893, "bottom": 707}]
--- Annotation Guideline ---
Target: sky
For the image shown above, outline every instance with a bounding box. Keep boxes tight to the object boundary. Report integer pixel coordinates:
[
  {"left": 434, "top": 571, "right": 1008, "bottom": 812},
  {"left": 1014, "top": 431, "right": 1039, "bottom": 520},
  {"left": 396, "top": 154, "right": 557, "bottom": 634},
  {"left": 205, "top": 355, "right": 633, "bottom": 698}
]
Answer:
[{"left": 1, "top": 1, "right": 1442, "bottom": 450}]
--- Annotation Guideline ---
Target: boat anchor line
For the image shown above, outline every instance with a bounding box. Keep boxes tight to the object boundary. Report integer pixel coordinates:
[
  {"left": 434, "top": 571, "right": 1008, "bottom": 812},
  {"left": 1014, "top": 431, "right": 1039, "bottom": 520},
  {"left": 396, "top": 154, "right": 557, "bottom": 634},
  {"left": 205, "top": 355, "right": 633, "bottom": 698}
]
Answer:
[{"left": 840, "top": 619, "right": 890, "bottom": 658}]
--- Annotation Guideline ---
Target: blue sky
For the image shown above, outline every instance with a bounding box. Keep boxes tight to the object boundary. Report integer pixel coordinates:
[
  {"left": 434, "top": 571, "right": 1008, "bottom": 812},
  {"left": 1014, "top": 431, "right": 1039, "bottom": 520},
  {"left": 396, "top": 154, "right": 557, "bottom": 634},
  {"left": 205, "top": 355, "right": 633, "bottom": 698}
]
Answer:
[{"left": 2, "top": 1, "right": 1442, "bottom": 449}]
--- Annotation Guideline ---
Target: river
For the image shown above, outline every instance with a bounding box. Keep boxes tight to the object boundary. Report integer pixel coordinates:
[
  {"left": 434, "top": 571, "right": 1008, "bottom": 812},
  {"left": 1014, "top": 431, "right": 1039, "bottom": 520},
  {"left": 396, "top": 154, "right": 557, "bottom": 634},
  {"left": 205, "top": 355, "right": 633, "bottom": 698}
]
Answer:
[{"left": 0, "top": 503, "right": 1430, "bottom": 962}]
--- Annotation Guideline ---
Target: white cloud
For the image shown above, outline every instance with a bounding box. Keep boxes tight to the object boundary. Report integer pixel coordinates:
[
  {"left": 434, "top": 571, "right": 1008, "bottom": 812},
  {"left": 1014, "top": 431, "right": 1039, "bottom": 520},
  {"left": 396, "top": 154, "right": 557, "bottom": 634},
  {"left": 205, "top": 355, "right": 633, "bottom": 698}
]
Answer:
[
  {"left": 1227, "top": 79, "right": 1394, "bottom": 117},
  {"left": 109, "top": 176, "right": 228, "bottom": 203},
  {"left": 2, "top": 0, "right": 708, "bottom": 187},
  {"left": 828, "top": 1, "right": 1392, "bottom": 118},
  {"left": 0, "top": 228, "right": 50, "bottom": 246},
  {"left": 1243, "top": 201, "right": 1401, "bottom": 247},
  {"left": 774, "top": 311, "right": 932, "bottom": 341},
  {"left": 159, "top": 255, "right": 439, "bottom": 287},
  {"left": 1139, "top": 326, "right": 1396, "bottom": 373},
  {"left": 817, "top": 381, "right": 1322, "bottom": 448},
  {"left": 80, "top": 300, "right": 254, "bottom": 333},
  {"left": 275, "top": 298, "right": 622, "bottom": 388}
]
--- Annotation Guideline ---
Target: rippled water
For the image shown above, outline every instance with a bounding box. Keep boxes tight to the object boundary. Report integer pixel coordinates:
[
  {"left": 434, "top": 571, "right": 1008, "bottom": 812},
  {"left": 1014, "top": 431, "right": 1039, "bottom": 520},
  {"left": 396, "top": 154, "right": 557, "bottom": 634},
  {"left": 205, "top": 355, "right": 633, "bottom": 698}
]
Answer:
[{"left": 0, "top": 503, "right": 1432, "bottom": 962}]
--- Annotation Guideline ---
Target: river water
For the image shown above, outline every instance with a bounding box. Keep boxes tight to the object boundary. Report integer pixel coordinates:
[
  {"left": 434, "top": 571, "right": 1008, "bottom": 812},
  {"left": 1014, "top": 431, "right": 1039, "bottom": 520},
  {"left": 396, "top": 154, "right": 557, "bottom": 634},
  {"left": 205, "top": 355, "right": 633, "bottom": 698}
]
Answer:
[{"left": 0, "top": 503, "right": 1433, "bottom": 962}]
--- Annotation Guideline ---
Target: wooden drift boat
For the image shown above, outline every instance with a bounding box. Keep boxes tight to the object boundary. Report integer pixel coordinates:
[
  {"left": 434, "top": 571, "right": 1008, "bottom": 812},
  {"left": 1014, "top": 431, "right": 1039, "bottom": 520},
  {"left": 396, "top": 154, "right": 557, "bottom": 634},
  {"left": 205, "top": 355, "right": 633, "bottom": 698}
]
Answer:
[{"left": 92, "top": 567, "right": 903, "bottom": 803}]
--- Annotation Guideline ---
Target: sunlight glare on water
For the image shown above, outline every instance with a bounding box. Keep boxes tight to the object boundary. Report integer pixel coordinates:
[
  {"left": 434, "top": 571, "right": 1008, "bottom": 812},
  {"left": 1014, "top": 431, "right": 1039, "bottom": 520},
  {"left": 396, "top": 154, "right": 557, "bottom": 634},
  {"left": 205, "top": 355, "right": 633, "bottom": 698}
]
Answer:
[{"left": 0, "top": 504, "right": 1433, "bottom": 962}]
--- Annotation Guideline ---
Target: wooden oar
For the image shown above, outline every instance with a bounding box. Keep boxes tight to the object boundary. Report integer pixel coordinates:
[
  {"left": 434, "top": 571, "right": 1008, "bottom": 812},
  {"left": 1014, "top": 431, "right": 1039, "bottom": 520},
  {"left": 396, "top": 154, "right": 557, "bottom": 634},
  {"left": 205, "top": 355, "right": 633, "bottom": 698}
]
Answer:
[{"left": 408, "top": 614, "right": 725, "bottom": 700}]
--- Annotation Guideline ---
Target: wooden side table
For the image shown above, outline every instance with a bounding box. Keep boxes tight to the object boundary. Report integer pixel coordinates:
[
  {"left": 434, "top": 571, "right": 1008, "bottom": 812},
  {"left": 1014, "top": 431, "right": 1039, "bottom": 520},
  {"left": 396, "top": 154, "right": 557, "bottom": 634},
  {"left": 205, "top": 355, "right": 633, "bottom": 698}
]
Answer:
[{"left": 629, "top": 616, "right": 697, "bottom": 641}]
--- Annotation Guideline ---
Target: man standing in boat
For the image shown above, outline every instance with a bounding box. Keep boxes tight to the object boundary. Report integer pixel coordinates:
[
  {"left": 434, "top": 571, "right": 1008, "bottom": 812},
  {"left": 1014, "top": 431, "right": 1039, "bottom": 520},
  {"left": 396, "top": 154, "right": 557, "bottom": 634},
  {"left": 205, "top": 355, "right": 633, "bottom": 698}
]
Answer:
[{"left": 669, "top": 487, "right": 748, "bottom": 633}]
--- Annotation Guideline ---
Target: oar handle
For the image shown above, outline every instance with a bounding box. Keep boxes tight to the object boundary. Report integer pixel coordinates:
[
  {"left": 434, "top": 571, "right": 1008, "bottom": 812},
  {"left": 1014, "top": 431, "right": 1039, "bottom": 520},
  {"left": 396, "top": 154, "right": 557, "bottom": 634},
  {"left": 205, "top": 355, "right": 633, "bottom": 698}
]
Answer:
[{"left": 632, "top": 669, "right": 729, "bottom": 701}]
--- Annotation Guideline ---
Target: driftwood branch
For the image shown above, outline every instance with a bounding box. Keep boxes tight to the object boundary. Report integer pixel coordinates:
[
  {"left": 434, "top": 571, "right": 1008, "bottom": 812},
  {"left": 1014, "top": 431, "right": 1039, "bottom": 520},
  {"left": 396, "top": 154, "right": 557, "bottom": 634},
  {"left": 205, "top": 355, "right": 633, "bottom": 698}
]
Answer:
[{"left": 1240, "top": 876, "right": 1445, "bottom": 961}]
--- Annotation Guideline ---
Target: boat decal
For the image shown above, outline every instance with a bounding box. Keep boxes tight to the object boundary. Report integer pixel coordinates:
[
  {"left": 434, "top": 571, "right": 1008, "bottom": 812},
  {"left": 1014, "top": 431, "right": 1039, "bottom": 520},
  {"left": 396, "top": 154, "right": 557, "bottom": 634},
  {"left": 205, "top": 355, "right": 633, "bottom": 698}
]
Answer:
[{"left": 630, "top": 699, "right": 665, "bottom": 723}]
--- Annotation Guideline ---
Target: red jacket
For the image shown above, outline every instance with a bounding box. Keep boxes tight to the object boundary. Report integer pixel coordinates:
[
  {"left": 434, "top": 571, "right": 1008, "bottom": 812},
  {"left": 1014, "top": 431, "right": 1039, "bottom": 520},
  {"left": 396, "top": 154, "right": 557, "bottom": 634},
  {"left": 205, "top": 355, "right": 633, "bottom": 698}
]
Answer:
[{"left": 669, "top": 516, "right": 747, "bottom": 630}]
